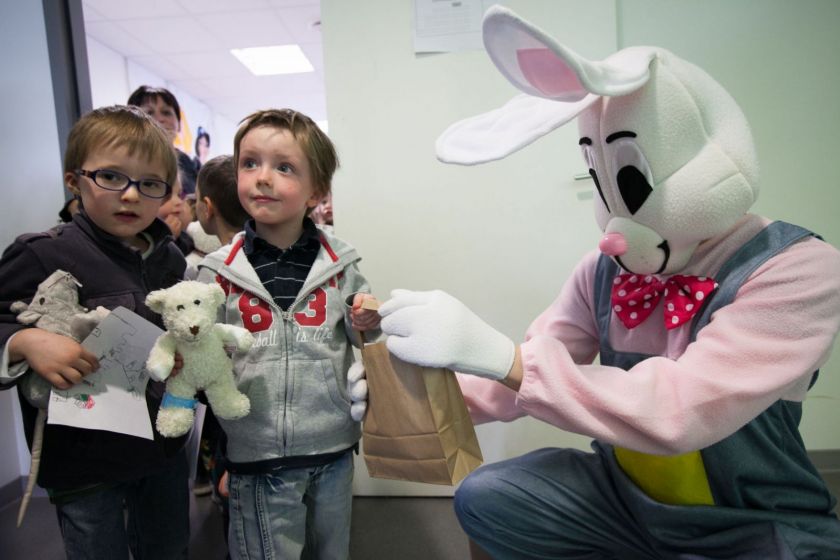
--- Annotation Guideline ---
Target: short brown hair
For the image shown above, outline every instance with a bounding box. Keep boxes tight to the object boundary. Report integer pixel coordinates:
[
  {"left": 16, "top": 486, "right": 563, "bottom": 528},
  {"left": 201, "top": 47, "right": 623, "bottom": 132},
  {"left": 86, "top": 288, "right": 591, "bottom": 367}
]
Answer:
[
  {"left": 233, "top": 109, "right": 338, "bottom": 199},
  {"left": 63, "top": 105, "right": 178, "bottom": 185},
  {"left": 197, "top": 155, "right": 250, "bottom": 229}
]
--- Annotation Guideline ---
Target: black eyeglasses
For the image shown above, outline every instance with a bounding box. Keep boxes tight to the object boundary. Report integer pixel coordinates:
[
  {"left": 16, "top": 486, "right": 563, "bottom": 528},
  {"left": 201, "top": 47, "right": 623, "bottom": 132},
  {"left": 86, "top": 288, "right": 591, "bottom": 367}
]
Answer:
[{"left": 75, "top": 169, "right": 172, "bottom": 199}]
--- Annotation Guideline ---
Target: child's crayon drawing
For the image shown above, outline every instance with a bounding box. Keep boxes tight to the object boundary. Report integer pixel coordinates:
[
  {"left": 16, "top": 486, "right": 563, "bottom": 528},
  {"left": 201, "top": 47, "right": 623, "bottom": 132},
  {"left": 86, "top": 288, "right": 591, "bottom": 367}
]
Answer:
[{"left": 48, "top": 307, "right": 163, "bottom": 439}]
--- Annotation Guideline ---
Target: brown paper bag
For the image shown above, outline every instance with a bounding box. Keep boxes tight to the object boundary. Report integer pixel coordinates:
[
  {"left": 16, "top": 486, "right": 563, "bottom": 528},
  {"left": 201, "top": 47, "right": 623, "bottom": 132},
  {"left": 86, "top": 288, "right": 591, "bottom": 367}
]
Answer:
[{"left": 360, "top": 340, "right": 483, "bottom": 485}]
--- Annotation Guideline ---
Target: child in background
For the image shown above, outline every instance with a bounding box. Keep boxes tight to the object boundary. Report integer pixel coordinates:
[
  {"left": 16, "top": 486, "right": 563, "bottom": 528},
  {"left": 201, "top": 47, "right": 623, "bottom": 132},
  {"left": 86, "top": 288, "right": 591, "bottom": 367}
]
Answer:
[
  {"left": 197, "top": 109, "right": 379, "bottom": 559},
  {"left": 156, "top": 174, "right": 196, "bottom": 258},
  {"left": 0, "top": 105, "right": 190, "bottom": 559},
  {"left": 194, "top": 155, "right": 249, "bottom": 246},
  {"left": 157, "top": 175, "right": 186, "bottom": 238},
  {"left": 310, "top": 191, "right": 334, "bottom": 232},
  {"left": 58, "top": 196, "right": 80, "bottom": 223}
]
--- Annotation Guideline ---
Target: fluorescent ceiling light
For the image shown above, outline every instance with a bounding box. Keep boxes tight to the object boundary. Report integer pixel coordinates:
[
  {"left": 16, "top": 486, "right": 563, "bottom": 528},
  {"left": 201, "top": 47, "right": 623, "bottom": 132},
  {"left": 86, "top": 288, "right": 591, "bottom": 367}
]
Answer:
[{"left": 231, "top": 45, "right": 314, "bottom": 76}]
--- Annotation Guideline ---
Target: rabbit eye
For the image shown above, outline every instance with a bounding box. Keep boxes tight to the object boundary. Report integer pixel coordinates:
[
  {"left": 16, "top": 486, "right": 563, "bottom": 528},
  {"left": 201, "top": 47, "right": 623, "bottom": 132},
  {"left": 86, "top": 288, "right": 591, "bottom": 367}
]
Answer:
[
  {"left": 608, "top": 134, "right": 654, "bottom": 215},
  {"left": 580, "top": 142, "right": 610, "bottom": 213},
  {"left": 176, "top": 304, "right": 185, "bottom": 311},
  {"left": 193, "top": 299, "right": 201, "bottom": 306},
  {"left": 39, "top": 297, "right": 46, "bottom": 305}
]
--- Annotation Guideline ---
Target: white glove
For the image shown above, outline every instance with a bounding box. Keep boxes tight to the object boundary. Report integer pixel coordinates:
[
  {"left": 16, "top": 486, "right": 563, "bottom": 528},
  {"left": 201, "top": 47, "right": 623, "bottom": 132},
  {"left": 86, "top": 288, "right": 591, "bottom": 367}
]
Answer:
[
  {"left": 379, "top": 289, "right": 515, "bottom": 380},
  {"left": 348, "top": 361, "right": 367, "bottom": 421}
]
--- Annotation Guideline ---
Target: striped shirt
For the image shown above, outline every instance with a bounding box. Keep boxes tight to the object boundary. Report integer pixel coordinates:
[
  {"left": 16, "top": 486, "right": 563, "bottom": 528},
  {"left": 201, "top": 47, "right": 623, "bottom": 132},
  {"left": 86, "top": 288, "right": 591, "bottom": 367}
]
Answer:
[{"left": 242, "top": 218, "right": 320, "bottom": 311}]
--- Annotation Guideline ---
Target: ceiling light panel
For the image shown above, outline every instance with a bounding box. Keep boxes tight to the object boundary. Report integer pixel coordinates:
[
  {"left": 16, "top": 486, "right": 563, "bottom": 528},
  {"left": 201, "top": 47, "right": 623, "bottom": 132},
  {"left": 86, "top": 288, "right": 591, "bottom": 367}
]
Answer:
[{"left": 231, "top": 45, "right": 314, "bottom": 76}]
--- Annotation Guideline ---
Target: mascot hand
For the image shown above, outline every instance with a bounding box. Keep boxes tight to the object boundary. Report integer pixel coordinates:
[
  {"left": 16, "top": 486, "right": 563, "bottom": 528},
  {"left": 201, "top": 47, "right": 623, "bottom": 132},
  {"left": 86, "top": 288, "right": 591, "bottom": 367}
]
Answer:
[
  {"left": 379, "top": 289, "right": 515, "bottom": 380},
  {"left": 347, "top": 361, "right": 367, "bottom": 421}
]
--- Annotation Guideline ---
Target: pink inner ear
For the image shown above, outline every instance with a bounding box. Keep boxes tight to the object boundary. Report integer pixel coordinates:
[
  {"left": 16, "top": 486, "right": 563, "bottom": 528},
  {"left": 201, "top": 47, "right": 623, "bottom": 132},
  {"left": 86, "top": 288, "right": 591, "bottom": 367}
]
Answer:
[{"left": 516, "top": 48, "right": 585, "bottom": 98}]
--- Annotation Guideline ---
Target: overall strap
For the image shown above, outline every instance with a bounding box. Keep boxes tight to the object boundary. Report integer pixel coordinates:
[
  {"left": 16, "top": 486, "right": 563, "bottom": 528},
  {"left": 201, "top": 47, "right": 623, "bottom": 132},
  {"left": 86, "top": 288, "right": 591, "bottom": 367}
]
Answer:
[
  {"left": 689, "top": 221, "right": 816, "bottom": 343},
  {"left": 594, "top": 254, "right": 619, "bottom": 337}
]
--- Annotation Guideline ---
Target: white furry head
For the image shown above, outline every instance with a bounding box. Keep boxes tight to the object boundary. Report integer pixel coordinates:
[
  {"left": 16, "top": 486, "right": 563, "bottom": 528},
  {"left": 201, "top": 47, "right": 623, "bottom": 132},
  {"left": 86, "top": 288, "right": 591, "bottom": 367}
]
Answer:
[
  {"left": 436, "top": 6, "right": 759, "bottom": 275},
  {"left": 146, "top": 281, "right": 226, "bottom": 343}
]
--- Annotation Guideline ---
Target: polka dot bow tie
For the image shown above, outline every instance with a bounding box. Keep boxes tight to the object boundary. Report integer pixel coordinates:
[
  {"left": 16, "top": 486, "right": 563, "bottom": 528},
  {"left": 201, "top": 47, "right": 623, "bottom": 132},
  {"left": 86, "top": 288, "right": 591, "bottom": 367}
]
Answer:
[{"left": 611, "top": 273, "right": 719, "bottom": 330}]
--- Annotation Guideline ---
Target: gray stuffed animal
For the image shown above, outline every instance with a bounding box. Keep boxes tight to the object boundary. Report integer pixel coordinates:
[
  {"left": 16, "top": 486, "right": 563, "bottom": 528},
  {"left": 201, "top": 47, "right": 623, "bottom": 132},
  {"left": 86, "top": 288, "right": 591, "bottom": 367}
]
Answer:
[{"left": 10, "top": 270, "right": 108, "bottom": 527}]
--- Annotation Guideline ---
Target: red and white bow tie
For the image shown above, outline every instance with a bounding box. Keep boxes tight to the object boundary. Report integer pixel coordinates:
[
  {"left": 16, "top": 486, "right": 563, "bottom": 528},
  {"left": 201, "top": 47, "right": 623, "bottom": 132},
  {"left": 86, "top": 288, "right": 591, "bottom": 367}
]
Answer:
[{"left": 611, "top": 273, "right": 718, "bottom": 330}]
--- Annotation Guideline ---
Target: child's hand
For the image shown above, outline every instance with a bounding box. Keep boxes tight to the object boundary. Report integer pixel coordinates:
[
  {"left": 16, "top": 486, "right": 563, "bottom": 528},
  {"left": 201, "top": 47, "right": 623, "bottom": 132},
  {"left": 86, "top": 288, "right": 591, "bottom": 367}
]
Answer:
[
  {"left": 9, "top": 329, "right": 100, "bottom": 390},
  {"left": 170, "top": 352, "right": 184, "bottom": 377},
  {"left": 161, "top": 213, "right": 183, "bottom": 238},
  {"left": 218, "top": 470, "right": 230, "bottom": 498},
  {"left": 351, "top": 294, "right": 381, "bottom": 331}
]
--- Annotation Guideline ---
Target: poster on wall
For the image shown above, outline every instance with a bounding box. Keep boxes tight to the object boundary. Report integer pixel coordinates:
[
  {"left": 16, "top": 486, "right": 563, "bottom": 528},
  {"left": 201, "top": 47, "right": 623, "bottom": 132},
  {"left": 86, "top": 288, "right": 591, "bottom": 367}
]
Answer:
[
  {"left": 413, "top": 0, "right": 496, "bottom": 53},
  {"left": 194, "top": 126, "right": 211, "bottom": 167}
]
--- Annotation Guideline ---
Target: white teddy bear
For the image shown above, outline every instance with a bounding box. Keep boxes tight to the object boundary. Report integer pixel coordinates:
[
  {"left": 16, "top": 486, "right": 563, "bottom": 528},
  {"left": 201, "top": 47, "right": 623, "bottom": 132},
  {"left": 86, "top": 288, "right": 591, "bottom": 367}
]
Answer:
[{"left": 145, "top": 281, "right": 253, "bottom": 438}]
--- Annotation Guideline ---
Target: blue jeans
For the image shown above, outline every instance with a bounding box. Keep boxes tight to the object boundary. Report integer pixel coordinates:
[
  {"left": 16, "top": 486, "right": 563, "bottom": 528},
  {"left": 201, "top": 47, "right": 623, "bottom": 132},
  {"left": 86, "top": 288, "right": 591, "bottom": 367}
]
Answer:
[
  {"left": 228, "top": 451, "right": 353, "bottom": 560},
  {"left": 54, "top": 451, "right": 190, "bottom": 560}
]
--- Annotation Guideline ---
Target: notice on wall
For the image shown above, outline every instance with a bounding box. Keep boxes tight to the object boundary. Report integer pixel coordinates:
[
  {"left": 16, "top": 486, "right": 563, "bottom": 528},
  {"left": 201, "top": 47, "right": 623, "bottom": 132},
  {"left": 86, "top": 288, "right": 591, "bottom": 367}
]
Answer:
[
  {"left": 48, "top": 307, "right": 162, "bottom": 440},
  {"left": 413, "top": 0, "right": 497, "bottom": 54}
]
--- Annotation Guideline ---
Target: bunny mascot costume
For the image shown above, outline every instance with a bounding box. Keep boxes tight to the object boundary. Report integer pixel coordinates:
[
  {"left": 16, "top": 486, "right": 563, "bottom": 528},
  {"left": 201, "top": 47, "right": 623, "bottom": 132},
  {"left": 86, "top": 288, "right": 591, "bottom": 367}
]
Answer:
[{"left": 378, "top": 6, "right": 840, "bottom": 559}]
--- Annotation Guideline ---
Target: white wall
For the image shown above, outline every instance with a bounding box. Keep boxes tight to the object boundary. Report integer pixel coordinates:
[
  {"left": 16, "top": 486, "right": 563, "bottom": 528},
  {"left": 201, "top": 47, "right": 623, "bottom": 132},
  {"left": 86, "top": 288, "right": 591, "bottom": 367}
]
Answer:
[
  {"left": 86, "top": 37, "right": 129, "bottom": 109},
  {"left": 323, "top": 0, "right": 617, "bottom": 496},
  {"left": 322, "top": 0, "right": 840, "bottom": 497},
  {"left": 0, "top": 1, "right": 66, "bottom": 490}
]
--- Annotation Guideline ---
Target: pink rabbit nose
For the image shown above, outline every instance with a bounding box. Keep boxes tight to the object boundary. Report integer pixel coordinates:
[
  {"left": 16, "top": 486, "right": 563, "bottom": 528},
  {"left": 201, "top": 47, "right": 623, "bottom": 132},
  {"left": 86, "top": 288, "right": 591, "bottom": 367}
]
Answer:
[{"left": 599, "top": 233, "right": 627, "bottom": 256}]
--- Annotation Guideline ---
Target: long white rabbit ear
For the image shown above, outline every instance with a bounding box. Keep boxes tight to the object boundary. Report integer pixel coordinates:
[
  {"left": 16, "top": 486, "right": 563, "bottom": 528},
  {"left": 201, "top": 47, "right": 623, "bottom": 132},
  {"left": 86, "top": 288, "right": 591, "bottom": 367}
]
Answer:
[
  {"left": 436, "top": 93, "right": 598, "bottom": 165},
  {"left": 483, "top": 5, "right": 656, "bottom": 100},
  {"left": 437, "top": 6, "right": 659, "bottom": 165}
]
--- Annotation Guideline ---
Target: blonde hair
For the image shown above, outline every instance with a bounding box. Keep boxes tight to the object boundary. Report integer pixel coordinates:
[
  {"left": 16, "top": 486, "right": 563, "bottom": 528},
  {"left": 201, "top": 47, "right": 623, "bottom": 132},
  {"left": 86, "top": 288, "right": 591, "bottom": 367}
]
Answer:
[
  {"left": 63, "top": 105, "right": 178, "bottom": 185},
  {"left": 233, "top": 109, "right": 338, "bottom": 199}
]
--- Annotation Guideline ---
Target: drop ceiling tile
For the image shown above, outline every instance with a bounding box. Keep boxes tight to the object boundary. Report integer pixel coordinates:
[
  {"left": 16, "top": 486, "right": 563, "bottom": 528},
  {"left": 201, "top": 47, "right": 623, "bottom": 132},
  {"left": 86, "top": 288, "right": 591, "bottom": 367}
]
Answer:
[
  {"left": 85, "top": 20, "right": 155, "bottom": 56},
  {"left": 166, "top": 51, "right": 254, "bottom": 80},
  {"left": 265, "top": 0, "right": 320, "bottom": 7},
  {"left": 197, "top": 10, "right": 295, "bottom": 49},
  {"left": 81, "top": 2, "right": 107, "bottom": 22},
  {"left": 276, "top": 4, "right": 322, "bottom": 44},
  {"left": 83, "top": 0, "right": 187, "bottom": 20},
  {"left": 114, "top": 17, "right": 217, "bottom": 54},
  {"left": 177, "top": 0, "right": 272, "bottom": 14},
  {"left": 298, "top": 43, "right": 323, "bottom": 71},
  {"left": 254, "top": 71, "right": 324, "bottom": 93},
  {"left": 130, "top": 54, "right": 192, "bottom": 82}
]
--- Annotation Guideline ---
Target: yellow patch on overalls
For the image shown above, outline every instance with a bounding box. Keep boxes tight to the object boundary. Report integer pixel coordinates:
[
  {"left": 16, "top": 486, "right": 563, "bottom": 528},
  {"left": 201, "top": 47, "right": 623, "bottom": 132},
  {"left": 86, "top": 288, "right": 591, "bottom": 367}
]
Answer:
[{"left": 614, "top": 447, "right": 715, "bottom": 506}]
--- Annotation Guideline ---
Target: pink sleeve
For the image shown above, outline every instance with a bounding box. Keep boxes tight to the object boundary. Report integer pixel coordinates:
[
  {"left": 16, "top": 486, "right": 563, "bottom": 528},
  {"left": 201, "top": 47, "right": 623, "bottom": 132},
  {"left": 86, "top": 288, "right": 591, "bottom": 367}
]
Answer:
[
  {"left": 514, "top": 239, "right": 840, "bottom": 454},
  {"left": 457, "top": 373, "right": 522, "bottom": 424}
]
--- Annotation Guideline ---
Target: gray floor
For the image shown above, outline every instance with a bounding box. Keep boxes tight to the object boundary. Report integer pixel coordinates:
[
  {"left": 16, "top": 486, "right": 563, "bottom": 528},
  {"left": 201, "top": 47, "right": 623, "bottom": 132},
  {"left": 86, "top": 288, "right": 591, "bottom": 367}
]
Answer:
[
  {"left": 0, "top": 490, "right": 470, "bottom": 560},
  {"left": 3, "top": 473, "right": 840, "bottom": 559}
]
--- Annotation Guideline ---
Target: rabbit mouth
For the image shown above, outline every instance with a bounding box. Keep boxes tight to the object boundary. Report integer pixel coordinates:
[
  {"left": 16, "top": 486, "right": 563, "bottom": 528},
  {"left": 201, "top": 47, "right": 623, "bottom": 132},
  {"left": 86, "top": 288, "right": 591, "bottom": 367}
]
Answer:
[{"left": 615, "top": 239, "right": 670, "bottom": 275}]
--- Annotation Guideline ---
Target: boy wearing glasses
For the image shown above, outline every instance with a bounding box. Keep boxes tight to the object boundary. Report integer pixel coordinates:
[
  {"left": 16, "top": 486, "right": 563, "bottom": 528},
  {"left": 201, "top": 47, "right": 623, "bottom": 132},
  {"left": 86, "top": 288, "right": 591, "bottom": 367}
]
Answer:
[{"left": 0, "top": 105, "right": 190, "bottom": 559}]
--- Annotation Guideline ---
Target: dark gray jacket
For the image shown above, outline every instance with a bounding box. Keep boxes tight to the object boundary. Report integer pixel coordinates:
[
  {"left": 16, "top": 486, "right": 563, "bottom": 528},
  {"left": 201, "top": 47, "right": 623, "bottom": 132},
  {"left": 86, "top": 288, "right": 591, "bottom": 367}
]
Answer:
[{"left": 0, "top": 211, "right": 186, "bottom": 490}]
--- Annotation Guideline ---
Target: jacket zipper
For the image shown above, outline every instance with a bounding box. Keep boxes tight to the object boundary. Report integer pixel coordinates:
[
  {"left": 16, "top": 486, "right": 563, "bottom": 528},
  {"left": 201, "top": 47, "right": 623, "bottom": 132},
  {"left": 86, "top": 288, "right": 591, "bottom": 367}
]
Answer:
[
  {"left": 222, "top": 259, "right": 346, "bottom": 456},
  {"left": 278, "top": 266, "right": 344, "bottom": 456}
]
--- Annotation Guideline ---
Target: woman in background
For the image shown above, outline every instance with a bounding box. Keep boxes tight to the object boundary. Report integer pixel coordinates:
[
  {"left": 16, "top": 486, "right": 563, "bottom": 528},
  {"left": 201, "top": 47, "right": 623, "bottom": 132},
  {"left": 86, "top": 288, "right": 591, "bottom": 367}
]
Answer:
[{"left": 127, "top": 85, "right": 198, "bottom": 197}]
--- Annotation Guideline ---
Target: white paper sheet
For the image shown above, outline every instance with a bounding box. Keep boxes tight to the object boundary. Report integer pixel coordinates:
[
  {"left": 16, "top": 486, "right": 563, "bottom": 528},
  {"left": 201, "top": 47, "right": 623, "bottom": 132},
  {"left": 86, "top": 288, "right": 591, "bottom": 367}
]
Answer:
[
  {"left": 48, "top": 306, "right": 163, "bottom": 440},
  {"left": 413, "top": 0, "right": 496, "bottom": 53}
]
